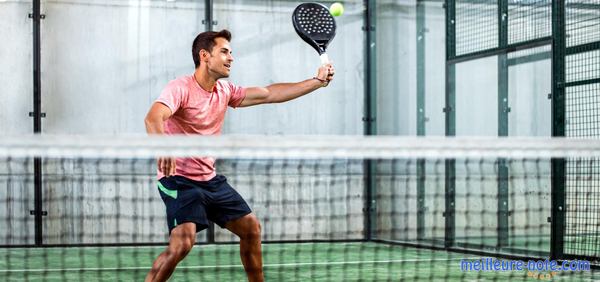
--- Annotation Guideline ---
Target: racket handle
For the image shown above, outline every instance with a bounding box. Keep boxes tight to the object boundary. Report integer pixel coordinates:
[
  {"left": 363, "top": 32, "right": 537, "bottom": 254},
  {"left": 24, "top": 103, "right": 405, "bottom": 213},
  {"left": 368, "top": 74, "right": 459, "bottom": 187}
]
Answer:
[{"left": 320, "top": 53, "right": 330, "bottom": 65}]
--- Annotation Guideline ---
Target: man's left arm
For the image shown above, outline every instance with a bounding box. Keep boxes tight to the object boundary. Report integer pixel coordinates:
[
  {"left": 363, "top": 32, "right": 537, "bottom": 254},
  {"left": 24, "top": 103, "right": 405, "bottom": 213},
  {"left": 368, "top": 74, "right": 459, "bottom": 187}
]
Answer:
[{"left": 238, "top": 64, "right": 334, "bottom": 107}]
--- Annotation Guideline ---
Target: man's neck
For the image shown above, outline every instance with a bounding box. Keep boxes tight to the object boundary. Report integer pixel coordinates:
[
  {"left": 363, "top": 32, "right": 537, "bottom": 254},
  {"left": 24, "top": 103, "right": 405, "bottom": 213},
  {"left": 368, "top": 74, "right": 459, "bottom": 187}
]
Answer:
[{"left": 194, "top": 68, "right": 217, "bottom": 92}]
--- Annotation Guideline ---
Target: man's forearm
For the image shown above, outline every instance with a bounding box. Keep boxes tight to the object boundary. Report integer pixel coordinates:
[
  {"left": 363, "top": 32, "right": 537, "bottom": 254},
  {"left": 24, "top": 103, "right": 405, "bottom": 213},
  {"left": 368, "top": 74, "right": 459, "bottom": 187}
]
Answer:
[{"left": 265, "top": 78, "right": 324, "bottom": 103}]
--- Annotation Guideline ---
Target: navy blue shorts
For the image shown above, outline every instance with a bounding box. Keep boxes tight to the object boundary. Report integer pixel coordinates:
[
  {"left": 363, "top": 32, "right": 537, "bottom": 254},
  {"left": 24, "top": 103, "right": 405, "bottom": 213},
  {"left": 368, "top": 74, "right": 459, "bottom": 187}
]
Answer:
[{"left": 157, "top": 175, "right": 252, "bottom": 234}]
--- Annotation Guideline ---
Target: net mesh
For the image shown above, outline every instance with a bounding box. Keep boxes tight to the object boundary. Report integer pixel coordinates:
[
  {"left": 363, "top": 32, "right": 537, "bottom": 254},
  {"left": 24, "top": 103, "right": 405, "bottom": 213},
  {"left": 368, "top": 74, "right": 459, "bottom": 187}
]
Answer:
[{"left": 1, "top": 135, "right": 599, "bottom": 280}]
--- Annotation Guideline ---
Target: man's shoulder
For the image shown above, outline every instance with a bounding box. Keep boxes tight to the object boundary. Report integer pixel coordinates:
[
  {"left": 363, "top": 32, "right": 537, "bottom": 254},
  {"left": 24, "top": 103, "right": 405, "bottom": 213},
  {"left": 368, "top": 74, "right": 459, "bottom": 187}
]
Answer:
[
  {"left": 216, "top": 79, "right": 241, "bottom": 93},
  {"left": 166, "top": 75, "right": 194, "bottom": 88},
  {"left": 162, "top": 75, "right": 194, "bottom": 97}
]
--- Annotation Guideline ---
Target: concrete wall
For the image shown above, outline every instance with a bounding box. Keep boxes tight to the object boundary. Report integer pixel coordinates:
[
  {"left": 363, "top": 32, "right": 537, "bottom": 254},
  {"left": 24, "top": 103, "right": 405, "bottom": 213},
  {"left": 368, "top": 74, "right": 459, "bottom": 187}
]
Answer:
[
  {"left": 40, "top": 0, "right": 206, "bottom": 134},
  {"left": 0, "top": 1, "right": 33, "bottom": 134}
]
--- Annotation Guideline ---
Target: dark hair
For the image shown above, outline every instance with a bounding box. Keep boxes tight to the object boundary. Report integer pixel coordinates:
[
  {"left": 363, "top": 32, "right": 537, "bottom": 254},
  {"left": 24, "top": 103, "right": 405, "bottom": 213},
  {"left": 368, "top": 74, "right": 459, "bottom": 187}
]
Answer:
[{"left": 192, "top": 29, "right": 232, "bottom": 68}]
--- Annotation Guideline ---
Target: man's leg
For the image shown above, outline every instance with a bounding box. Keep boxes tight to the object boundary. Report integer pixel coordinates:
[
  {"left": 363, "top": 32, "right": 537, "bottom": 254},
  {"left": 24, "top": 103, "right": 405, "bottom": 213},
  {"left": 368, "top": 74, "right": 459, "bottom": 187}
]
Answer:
[
  {"left": 145, "top": 222, "right": 196, "bottom": 282},
  {"left": 225, "top": 213, "right": 264, "bottom": 282}
]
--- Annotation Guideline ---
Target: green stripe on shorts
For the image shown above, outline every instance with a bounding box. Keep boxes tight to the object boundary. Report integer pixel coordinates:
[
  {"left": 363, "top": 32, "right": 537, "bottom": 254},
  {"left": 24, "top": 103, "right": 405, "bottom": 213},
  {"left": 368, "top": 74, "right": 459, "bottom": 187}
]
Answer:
[{"left": 157, "top": 181, "right": 177, "bottom": 199}]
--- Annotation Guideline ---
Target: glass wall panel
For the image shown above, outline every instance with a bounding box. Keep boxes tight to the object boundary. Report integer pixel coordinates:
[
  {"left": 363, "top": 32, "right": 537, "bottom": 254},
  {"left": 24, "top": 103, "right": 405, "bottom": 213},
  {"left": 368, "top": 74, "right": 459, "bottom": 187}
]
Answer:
[
  {"left": 508, "top": 46, "right": 552, "bottom": 254},
  {"left": 423, "top": 1, "right": 446, "bottom": 136},
  {"left": 508, "top": 47, "right": 552, "bottom": 137},
  {"left": 454, "top": 56, "right": 498, "bottom": 248}
]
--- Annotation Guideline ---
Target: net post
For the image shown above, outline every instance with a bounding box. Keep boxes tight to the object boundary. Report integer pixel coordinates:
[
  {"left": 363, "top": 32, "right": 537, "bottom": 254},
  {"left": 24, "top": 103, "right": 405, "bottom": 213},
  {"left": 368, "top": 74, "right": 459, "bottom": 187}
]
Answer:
[
  {"left": 444, "top": 159, "right": 455, "bottom": 248},
  {"left": 417, "top": 159, "right": 426, "bottom": 240},
  {"left": 497, "top": 159, "right": 509, "bottom": 248},
  {"left": 34, "top": 157, "right": 43, "bottom": 246},
  {"left": 364, "top": 159, "right": 376, "bottom": 240},
  {"left": 550, "top": 158, "right": 566, "bottom": 259}
]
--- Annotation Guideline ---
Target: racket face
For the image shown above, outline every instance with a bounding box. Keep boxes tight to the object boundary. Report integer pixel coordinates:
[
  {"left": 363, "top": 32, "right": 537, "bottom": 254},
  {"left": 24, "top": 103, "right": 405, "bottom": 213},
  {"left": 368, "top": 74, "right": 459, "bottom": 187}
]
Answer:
[{"left": 292, "top": 3, "right": 337, "bottom": 55}]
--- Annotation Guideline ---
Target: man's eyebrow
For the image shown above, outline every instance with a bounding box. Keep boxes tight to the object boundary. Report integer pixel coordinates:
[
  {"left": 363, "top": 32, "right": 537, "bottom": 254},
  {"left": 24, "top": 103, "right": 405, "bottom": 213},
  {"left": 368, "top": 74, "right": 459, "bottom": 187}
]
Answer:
[{"left": 220, "top": 47, "right": 231, "bottom": 52}]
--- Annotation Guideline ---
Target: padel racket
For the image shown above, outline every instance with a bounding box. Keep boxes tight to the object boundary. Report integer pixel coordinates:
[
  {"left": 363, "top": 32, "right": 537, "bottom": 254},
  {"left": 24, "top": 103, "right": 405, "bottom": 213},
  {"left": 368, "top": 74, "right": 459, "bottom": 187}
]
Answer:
[{"left": 292, "top": 3, "right": 337, "bottom": 65}]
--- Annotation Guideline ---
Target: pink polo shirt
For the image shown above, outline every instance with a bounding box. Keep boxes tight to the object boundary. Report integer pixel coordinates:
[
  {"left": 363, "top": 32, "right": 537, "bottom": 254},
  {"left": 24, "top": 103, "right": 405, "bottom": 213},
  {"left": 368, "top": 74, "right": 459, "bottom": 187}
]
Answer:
[{"left": 155, "top": 75, "right": 246, "bottom": 181}]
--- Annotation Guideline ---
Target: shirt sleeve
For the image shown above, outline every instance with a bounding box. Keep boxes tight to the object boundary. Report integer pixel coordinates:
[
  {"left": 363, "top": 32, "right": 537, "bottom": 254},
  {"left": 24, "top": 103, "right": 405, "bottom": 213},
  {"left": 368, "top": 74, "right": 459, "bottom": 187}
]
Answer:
[
  {"left": 227, "top": 81, "right": 247, "bottom": 108},
  {"left": 155, "top": 81, "right": 183, "bottom": 114}
]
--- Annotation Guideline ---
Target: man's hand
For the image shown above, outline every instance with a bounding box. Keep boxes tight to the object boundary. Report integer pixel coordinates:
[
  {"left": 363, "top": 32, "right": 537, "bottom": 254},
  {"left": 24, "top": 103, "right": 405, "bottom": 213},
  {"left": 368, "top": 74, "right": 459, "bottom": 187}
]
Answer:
[
  {"left": 158, "top": 157, "right": 176, "bottom": 177},
  {"left": 145, "top": 103, "right": 177, "bottom": 177},
  {"left": 315, "top": 63, "right": 335, "bottom": 87}
]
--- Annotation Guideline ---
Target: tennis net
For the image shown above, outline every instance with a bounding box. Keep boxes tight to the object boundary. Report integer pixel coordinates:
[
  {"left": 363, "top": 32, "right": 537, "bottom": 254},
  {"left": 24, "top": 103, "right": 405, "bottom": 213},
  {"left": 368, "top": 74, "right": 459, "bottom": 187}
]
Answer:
[{"left": 0, "top": 135, "right": 598, "bottom": 281}]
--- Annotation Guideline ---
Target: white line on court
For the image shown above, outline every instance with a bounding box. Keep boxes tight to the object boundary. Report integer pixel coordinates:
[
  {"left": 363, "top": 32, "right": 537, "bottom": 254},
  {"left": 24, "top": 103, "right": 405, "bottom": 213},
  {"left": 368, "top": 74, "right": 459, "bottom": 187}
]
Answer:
[{"left": 0, "top": 257, "right": 474, "bottom": 273}]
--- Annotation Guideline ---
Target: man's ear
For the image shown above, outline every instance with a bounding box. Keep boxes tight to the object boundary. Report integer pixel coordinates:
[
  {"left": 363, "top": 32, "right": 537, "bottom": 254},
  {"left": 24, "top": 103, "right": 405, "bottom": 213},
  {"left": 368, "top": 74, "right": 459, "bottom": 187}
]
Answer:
[{"left": 200, "top": 49, "right": 210, "bottom": 62}]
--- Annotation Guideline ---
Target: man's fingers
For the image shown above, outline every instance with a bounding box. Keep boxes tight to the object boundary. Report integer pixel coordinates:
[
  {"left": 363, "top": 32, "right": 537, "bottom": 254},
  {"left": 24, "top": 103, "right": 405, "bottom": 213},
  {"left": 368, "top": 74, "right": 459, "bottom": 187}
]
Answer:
[
  {"left": 327, "top": 67, "right": 335, "bottom": 81},
  {"left": 158, "top": 158, "right": 176, "bottom": 176},
  {"left": 158, "top": 159, "right": 165, "bottom": 174},
  {"left": 316, "top": 64, "right": 334, "bottom": 85},
  {"left": 169, "top": 159, "right": 176, "bottom": 176},
  {"left": 162, "top": 159, "right": 169, "bottom": 176}
]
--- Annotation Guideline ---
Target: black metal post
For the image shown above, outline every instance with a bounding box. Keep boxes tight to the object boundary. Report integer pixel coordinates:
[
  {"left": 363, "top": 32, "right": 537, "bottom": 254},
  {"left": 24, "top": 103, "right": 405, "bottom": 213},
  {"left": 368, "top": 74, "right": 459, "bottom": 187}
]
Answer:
[
  {"left": 550, "top": 0, "right": 566, "bottom": 261},
  {"left": 204, "top": 0, "right": 214, "bottom": 32},
  {"left": 204, "top": 0, "right": 216, "bottom": 244},
  {"left": 363, "top": 0, "right": 377, "bottom": 241},
  {"left": 31, "top": 0, "right": 44, "bottom": 247},
  {"left": 416, "top": 0, "right": 426, "bottom": 241},
  {"left": 444, "top": 0, "right": 456, "bottom": 249},
  {"left": 497, "top": 0, "right": 509, "bottom": 248}
]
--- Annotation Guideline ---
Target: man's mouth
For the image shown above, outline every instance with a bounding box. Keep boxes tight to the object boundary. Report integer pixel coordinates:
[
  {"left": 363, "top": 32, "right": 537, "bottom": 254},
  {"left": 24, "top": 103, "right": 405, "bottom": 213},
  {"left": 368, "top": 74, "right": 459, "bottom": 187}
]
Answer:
[{"left": 224, "top": 63, "right": 231, "bottom": 70}]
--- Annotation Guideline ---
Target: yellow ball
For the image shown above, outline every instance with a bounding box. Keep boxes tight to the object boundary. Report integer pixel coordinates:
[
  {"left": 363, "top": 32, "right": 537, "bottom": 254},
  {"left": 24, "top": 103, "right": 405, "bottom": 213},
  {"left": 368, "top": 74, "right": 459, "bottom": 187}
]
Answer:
[{"left": 330, "top": 2, "right": 344, "bottom": 17}]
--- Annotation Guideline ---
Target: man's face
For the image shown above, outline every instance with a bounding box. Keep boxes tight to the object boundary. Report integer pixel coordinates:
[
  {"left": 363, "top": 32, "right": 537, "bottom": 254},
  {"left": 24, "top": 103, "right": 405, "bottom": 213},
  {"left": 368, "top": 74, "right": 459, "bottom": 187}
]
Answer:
[{"left": 204, "top": 37, "right": 233, "bottom": 78}]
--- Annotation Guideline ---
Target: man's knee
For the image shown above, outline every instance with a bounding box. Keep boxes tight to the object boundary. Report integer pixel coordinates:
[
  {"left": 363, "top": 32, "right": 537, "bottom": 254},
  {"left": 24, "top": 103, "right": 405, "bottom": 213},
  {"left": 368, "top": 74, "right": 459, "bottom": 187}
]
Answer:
[
  {"left": 169, "top": 237, "right": 194, "bottom": 258},
  {"left": 243, "top": 216, "right": 261, "bottom": 241},
  {"left": 169, "top": 224, "right": 196, "bottom": 258}
]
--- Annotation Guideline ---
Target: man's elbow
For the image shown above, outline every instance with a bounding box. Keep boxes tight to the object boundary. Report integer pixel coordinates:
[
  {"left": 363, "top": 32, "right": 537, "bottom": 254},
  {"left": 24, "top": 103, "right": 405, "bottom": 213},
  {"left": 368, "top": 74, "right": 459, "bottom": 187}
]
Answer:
[
  {"left": 143, "top": 115, "right": 154, "bottom": 127},
  {"left": 144, "top": 114, "right": 162, "bottom": 131}
]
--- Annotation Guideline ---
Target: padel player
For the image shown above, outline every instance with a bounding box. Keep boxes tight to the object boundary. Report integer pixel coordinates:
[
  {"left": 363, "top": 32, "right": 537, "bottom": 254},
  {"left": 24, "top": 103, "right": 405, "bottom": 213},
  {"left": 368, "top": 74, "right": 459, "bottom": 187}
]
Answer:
[{"left": 144, "top": 29, "right": 334, "bottom": 282}]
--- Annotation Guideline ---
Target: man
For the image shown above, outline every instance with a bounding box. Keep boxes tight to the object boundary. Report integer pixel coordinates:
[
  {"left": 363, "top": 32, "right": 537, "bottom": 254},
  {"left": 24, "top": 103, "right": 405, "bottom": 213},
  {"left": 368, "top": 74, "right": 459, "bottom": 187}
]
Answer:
[{"left": 144, "top": 29, "right": 334, "bottom": 282}]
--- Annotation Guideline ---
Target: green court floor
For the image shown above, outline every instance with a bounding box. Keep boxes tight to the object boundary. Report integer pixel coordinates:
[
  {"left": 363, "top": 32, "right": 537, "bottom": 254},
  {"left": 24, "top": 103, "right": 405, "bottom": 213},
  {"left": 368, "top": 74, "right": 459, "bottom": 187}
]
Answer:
[{"left": 0, "top": 242, "right": 597, "bottom": 281}]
